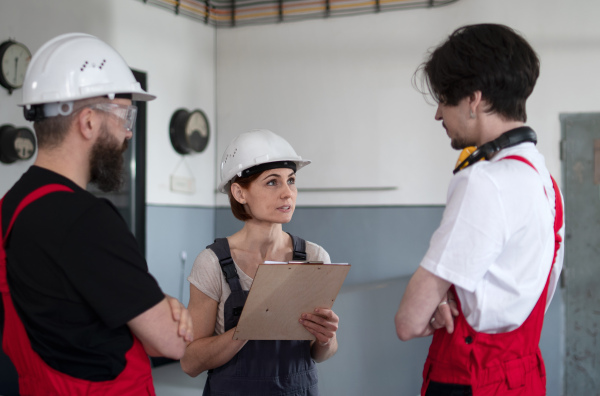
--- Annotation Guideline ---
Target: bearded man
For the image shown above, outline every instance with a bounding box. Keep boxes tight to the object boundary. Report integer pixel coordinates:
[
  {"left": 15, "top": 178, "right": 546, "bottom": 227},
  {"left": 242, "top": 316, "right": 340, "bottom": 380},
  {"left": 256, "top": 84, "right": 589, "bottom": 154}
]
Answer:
[{"left": 0, "top": 33, "right": 192, "bottom": 395}]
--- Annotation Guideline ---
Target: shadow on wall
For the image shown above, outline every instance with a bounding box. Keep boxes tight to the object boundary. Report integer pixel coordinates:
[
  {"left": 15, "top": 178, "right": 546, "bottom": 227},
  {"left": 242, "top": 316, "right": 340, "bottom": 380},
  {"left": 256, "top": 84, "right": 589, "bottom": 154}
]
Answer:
[{"left": 317, "top": 276, "right": 431, "bottom": 395}]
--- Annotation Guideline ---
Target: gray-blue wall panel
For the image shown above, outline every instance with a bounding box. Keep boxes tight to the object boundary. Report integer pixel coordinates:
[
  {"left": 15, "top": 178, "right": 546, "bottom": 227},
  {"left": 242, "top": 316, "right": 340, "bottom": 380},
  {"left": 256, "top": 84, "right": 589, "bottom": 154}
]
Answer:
[
  {"left": 146, "top": 205, "right": 215, "bottom": 306},
  {"left": 216, "top": 206, "right": 446, "bottom": 285}
]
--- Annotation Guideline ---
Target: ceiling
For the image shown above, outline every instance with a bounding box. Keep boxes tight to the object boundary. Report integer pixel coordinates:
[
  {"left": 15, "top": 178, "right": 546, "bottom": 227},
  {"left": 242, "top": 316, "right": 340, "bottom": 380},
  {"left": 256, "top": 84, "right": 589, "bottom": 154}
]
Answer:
[{"left": 141, "top": 0, "right": 459, "bottom": 27}]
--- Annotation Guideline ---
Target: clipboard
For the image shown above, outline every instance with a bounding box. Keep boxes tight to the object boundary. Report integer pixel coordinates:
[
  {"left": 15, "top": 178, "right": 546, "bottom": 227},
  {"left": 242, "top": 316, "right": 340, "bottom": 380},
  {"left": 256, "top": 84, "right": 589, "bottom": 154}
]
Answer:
[{"left": 232, "top": 262, "right": 351, "bottom": 341}]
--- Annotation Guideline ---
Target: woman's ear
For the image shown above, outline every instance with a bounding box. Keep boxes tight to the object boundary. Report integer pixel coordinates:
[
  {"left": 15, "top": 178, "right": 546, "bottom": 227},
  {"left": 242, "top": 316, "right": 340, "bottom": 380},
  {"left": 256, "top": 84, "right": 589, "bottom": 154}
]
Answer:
[{"left": 231, "top": 183, "right": 247, "bottom": 205}]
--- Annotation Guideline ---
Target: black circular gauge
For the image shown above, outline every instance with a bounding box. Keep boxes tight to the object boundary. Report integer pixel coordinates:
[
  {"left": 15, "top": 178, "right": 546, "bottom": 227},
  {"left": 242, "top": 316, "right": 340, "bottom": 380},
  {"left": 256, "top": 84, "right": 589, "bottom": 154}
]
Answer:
[
  {"left": 0, "top": 124, "right": 36, "bottom": 163},
  {"left": 169, "top": 108, "right": 210, "bottom": 155},
  {"left": 0, "top": 40, "right": 32, "bottom": 94}
]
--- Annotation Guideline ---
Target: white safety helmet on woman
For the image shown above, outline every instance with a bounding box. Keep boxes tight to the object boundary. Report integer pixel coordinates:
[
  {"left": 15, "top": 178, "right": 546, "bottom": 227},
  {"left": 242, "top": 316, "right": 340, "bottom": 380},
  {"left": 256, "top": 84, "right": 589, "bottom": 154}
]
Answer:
[
  {"left": 19, "top": 32, "right": 155, "bottom": 121},
  {"left": 218, "top": 129, "right": 311, "bottom": 193}
]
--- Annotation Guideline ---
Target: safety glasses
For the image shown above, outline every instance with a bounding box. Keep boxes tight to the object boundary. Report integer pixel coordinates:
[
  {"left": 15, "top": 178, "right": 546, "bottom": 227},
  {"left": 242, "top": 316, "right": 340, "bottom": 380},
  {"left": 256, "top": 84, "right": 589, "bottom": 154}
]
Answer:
[{"left": 88, "top": 103, "right": 138, "bottom": 132}]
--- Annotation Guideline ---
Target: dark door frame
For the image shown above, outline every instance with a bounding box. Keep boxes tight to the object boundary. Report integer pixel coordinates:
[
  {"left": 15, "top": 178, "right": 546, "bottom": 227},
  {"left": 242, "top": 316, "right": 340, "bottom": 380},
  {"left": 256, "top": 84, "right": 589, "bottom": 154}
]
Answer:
[{"left": 131, "top": 69, "right": 147, "bottom": 255}]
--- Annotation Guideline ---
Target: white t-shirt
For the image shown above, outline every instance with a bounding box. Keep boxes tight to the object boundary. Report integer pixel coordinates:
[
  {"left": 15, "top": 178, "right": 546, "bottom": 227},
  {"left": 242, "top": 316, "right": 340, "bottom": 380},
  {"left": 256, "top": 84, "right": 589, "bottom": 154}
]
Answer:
[
  {"left": 188, "top": 240, "right": 331, "bottom": 335},
  {"left": 420, "top": 143, "right": 565, "bottom": 333}
]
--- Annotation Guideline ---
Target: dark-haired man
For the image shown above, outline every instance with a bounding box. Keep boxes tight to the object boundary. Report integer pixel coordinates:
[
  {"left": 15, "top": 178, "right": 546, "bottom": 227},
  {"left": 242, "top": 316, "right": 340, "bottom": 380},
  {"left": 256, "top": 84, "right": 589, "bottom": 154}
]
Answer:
[{"left": 395, "top": 24, "right": 564, "bottom": 395}]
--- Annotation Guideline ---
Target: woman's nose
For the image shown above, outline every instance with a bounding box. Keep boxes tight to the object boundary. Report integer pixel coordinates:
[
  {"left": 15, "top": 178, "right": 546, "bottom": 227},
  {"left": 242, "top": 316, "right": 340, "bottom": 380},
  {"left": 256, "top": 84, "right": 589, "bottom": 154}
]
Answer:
[{"left": 281, "top": 183, "right": 293, "bottom": 198}]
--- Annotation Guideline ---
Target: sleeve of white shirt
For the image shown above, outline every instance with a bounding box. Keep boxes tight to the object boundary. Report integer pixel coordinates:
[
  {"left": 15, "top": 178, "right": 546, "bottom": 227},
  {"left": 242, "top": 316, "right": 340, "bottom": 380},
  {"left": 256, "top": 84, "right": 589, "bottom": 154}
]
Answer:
[{"left": 420, "top": 165, "right": 507, "bottom": 292}]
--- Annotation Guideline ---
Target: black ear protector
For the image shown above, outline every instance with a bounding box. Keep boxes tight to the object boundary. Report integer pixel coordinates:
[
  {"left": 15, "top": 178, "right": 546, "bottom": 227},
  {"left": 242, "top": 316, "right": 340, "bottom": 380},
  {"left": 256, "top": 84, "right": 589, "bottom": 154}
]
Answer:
[
  {"left": 453, "top": 126, "right": 537, "bottom": 174},
  {"left": 23, "top": 106, "right": 45, "bottom": 122}
]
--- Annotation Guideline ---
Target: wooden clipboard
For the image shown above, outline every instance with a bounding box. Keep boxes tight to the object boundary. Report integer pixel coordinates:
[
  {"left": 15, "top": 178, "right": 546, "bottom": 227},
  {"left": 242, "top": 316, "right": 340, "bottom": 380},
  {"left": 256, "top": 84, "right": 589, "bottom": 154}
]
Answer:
[{"left": 232, "top": 262, "right": 350, "bottom": 341}]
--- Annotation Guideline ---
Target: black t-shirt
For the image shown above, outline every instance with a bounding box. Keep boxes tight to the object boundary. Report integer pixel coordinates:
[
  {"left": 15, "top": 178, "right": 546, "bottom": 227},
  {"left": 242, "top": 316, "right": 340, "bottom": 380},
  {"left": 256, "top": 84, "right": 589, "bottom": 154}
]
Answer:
[{"left": 1, "top": 166, "right": 164, "bottom": 381}]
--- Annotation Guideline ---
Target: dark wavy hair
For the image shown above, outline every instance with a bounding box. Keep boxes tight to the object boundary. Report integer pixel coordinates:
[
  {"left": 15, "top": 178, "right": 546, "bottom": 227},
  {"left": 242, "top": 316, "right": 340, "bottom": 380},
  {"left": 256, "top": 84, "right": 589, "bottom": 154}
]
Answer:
[{"left": 415, "top": 23, "right": 540, "bottom": 122}]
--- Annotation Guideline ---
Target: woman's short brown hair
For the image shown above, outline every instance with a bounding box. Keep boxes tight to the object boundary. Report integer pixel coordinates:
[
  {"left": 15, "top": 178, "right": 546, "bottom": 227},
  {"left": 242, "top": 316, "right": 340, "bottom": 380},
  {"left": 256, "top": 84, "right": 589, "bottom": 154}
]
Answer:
[{"left": 226, "top": 173, "right": 261, "bottom": 221}]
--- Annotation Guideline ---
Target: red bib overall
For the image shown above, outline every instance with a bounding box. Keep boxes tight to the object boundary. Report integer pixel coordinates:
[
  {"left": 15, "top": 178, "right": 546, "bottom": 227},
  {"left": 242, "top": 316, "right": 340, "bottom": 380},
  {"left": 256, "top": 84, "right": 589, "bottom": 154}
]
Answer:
[
  {"left": 421, "top": 156, "right": 564, "bottom": 396},
  {"left": 0, "top": 184, "right": 156, "bottom": 395}
]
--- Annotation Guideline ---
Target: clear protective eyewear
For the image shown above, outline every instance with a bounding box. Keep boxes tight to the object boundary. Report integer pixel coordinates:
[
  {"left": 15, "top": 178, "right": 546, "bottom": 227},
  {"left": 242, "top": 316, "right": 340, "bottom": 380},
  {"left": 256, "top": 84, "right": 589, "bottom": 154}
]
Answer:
[{"left": 88, "top": 103, "right": 138, "bottom": 132}]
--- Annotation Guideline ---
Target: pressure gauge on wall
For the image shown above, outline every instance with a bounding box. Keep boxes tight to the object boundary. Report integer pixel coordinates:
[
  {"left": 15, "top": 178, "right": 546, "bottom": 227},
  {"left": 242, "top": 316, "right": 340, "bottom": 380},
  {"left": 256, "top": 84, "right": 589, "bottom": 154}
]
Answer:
[
  {"left": 0, "top": 124, "right": 36, "bottom": 163},
  {"left": 0, "top": 40, "right": 32, "bottom": 94},
  {"left": 169, "top": 108, "right": 210, "bottom": 155}
]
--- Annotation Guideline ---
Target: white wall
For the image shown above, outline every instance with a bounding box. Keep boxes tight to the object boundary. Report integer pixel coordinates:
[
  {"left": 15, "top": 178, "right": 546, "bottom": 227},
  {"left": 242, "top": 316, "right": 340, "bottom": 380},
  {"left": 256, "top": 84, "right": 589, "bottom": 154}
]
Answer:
[
  {"left": 215, "top": 0, "right": 600, "bottom": 206},
  {"left": 0, "top": 0, "right": 216, "bottom": 207},
  {"left": 4, "top": 0, "right": 599, "bottom": 206}
]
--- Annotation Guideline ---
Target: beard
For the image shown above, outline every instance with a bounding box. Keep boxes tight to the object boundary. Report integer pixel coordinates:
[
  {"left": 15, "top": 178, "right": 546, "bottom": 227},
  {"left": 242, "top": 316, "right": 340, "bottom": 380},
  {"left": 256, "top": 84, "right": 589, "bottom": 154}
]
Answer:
[
  {"left": 443, "top": 122, "right": 477, "bottom": 150},
  {"left": 451, "top": 137, "right": 470, "bottom": 150},
  {"left": 89, "top": 123, "right": 129, "bottom": 192},
  {"left": 450, "top": 135, "right": 477, "bottom": 150}
]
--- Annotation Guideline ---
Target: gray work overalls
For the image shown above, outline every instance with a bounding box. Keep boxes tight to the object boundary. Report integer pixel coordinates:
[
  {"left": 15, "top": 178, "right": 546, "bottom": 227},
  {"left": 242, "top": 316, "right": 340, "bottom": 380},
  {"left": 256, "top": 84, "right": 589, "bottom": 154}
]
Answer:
[{"left": 203, "top": 235, "right": 319, "bottom": 396}]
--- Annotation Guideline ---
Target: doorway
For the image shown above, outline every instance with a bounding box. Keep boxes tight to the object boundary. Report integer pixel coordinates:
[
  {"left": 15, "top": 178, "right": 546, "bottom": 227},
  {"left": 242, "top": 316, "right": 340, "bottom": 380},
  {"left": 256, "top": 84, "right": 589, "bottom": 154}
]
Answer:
[
  {"left": 88, "top": 69, "right": 147, "bottom": 254},
  {"left": 560, "top": 113, "right": 600, "bottom": 394}
]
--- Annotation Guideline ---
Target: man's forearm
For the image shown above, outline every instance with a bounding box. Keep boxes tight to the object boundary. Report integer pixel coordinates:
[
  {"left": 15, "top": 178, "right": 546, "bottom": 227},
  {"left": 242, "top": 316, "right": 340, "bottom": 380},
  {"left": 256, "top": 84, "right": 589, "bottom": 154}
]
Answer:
[
  {"left": 395, "top": 267, "right": 451, "bottom": 340},
  {"left": 128, "top": 297, "right": 189, "bottom": 359}
]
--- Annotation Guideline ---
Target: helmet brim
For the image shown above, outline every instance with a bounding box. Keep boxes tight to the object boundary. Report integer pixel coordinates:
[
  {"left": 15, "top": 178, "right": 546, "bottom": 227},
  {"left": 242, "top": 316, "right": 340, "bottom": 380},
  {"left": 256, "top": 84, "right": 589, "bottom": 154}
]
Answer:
[{"left": 217, "top": 159, "right": 311, "bottom": 194}]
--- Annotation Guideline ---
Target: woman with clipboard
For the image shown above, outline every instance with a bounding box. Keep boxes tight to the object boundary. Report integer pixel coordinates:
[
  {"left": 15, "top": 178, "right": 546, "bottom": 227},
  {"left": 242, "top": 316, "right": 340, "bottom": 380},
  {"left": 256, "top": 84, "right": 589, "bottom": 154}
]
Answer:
[{"left": 181, "top": 129, "right": 340, "bottom": 395}]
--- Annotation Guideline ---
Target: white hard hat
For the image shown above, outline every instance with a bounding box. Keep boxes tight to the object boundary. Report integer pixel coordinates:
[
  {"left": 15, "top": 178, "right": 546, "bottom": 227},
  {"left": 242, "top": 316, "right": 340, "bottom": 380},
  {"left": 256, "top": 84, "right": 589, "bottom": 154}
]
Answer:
[
  {"left": 19, "top": 33, "right": 154, "bottom": 118},
  {"left": 218, "top": 129, "right": 311, "bottom": 194}
]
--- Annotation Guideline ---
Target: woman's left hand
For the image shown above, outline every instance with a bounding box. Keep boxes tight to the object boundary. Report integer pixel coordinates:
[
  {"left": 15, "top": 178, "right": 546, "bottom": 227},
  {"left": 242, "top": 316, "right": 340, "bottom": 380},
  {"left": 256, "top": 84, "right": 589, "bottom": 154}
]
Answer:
[{"left": 299, "top": 308, "right": 339, "bottom": 346}]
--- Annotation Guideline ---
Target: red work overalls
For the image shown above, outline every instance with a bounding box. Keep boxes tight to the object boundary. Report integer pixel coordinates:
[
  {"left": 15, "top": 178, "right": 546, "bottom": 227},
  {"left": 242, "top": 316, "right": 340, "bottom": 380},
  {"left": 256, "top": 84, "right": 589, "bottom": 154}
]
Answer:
[
  {"left": 422, "top": 156, "right": 564, "bottom": 396},
  {"left": 0, "top": 184, "right": 156, "bottom": 395}
]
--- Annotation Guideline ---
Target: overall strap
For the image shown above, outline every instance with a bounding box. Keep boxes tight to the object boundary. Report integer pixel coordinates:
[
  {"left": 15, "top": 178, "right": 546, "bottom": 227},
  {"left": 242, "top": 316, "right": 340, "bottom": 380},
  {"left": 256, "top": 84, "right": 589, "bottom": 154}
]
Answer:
[
  {"left": 1, "top": 184, "right": 74, "bottom": 293},
  {"left": 502, "top": 155, "right": 548, "bottom": 197},
  {"left": 208, "top": 233, "right": 308, "bottom": 289},
  {"left": 501, "top": 155, "right": 564, "bottom": 275},
  {"left": 287, "top": 233, "right": 307, "bottom": 261},
  {"left": 502, "top": 155, "right": 536, "bottom": 169},
  {"left": 207, "top": 238, "right": 243, "bottom": 292},
  {"left": 2, "top": 184, "right": 74, "bottom": 243},
  {"left": 501, "top": 155, "right": 564, "bottom": 235}
]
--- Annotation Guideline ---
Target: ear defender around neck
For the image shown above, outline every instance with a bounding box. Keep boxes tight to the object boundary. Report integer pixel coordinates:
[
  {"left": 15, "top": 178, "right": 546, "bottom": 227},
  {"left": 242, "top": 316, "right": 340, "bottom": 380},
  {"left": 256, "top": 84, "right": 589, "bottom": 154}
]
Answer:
[
  {"left": 453, "top": 126, "right": 537, "bottom": 174},
  {"left": 454, "top": 146, "right": 479, "bottom": 173}
]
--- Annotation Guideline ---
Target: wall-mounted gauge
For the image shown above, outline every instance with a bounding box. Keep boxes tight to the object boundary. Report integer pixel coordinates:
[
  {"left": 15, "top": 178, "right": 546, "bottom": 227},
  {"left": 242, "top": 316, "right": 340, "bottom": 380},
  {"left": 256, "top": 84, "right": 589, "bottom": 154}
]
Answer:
[
  {"left": 169, "top": 108, "right": 210, "bottom": 155},
  {"left": 0, "top": 124, "right": 36, "bottom": 164},
  {"left": 0, "top": 40, "right": 31, "bottom": 94}
]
